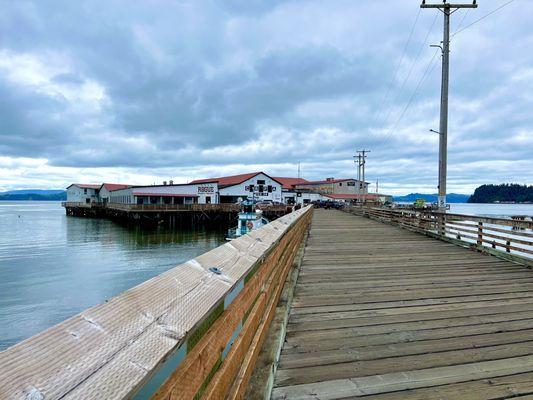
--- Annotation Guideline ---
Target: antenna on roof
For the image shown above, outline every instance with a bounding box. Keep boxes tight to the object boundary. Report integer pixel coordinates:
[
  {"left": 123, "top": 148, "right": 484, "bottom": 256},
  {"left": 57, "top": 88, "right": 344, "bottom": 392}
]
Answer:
[{"left": 297, "top": 162, "right": 301, "bottom": 179}]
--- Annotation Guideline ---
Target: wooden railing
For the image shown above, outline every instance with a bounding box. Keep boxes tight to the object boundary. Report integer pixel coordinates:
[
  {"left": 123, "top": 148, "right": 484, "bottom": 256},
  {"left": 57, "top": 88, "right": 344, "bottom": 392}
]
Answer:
[
  {"left": 0, "top": 206, "right": 313, "bottom": 400},
  {"left": 345, "top": 206, "right": 533, "bottom": 264},
  {"left": 63, "top": 202, "right": 290, "bottom": 213},
  {"left": 62, "top": 201, "right": 94, "bottom": 208},
  {"left": 106, "top": 202, "right": 241, "bottom": 212}
]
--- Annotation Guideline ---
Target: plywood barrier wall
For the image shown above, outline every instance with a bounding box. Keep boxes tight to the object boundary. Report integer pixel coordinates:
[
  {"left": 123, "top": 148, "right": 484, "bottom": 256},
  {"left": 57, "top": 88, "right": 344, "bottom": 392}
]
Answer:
[{"left": 0, "top": 206, "right": 313, "bottom": 400}]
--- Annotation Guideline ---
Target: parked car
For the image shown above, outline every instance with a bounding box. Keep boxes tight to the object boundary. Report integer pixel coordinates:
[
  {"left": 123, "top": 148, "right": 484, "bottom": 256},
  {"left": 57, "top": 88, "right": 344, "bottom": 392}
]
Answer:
[{"left": 312, "top": 200, "right": 344, "bottom": 210}]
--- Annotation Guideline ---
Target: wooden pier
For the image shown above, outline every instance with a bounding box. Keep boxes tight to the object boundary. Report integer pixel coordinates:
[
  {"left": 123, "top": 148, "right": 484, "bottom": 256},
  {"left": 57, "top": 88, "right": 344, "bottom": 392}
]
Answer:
[
  {"left": 62, "top": 202, "right": 292, "bottom": 227},
  {"left": 272, "top": 209, "right": 533, "bottom": 399},
  {"left": 2, "top": 205, "right": 533, "bottom": 399}
]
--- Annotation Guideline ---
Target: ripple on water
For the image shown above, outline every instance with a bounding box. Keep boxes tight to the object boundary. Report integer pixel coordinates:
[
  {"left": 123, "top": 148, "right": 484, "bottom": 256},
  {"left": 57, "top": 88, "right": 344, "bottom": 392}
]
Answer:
[{"left": 0, "top": 201, "right": 226, "bottom": 350}]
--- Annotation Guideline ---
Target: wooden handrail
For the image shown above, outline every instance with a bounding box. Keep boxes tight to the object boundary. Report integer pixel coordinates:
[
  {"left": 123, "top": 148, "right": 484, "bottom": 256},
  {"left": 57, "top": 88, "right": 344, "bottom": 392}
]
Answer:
[
  {"left": 63, "top": 202, "right": 290, "bottom": 213},
  {"left": 0, "top": 206, "right": 313, "bottom": 400},
  {"left": 345, "top": 206, "right": 533, "bottom": 262}
]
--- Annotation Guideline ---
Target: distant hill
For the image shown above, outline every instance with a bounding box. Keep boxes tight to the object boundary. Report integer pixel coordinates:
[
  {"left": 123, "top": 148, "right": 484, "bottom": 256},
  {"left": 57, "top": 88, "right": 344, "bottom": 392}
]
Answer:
[
  {"left": 394, "top": 193, "right": 470, "bottom": 203},
  {"left": 0, "top": 190, "right": 66, "bottom": 201},
  {"left": 1, "top": 189, "right": 65, "bottom": 195},
  {"left": 468, "top": 184, "right": 533, "bottom": 203}
]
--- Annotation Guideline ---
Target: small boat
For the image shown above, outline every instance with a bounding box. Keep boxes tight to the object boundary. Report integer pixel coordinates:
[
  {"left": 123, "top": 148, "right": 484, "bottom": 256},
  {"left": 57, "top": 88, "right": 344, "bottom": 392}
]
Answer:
[{"left": 226, "top": 199, "right": 269, "bottom": 240}]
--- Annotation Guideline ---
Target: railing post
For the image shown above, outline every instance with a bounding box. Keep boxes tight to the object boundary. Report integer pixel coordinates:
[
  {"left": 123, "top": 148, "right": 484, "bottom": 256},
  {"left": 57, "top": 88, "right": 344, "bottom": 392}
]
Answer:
[
  {"left": 438, "top": 213, "right": 445, "bottom": 238},
  {"left": 477, "top": 222, "right": 483, "bottom": 247},
  {"left": 506, "top": 240, "right": 511, "bottom": 253}
]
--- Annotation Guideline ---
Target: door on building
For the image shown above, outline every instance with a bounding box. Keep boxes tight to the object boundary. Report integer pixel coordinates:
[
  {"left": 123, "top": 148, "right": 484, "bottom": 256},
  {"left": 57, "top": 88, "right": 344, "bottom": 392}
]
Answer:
[{"left": 206, "top": 196, "right": 211, "bottom": 204}]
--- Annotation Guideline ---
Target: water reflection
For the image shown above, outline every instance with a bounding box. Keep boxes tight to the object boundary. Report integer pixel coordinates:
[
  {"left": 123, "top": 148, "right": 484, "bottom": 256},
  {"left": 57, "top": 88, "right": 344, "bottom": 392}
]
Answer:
[{"left": 0, "top": 202, "right": 225, "bottom": 350}]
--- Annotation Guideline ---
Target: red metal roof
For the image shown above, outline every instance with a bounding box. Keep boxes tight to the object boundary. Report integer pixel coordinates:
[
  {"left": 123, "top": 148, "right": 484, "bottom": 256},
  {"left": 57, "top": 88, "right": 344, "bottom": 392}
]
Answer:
[
  {"left": 101, "top": 183, "right": 131, "bottom": 192},
  {"left": 272, "top": 177, "right": 309, "bottom": 190},
  {"left": 190, "top": 172, "right": 282, "bottom": 188},
  {"left": 67, "top": 184, "right": 101, "bottom": 190},
  {"left": 298, "top": 178, "right": 356, "bottom": 185},
  {"left": 132, "top": 192, "right": 198, "bottom": 197},
  {"left": 323, "top": 194, "right": 381, "bottom": 200}
]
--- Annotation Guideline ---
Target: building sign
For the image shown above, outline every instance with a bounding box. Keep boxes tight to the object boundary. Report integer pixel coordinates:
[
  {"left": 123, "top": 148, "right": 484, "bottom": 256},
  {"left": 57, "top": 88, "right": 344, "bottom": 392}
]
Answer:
[
  {"left": 245, "top": 185, "right": 276, "bottom": 192},
  {"left": 198, "top": 186, "right": 215, "bottom": 193}
]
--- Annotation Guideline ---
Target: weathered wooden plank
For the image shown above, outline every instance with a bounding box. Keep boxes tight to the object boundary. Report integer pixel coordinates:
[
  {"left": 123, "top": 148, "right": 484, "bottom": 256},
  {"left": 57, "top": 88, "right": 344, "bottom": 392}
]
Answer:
[
  {"left": 275, "top": 341, "right": 533, "bottom": 386},
  {"left": 292, "top": 282, "right": 533, "bottom": 307},
  {"left": 273, "top": 209, "right": 533, "bottom": 400},
  {"left": 279, "top": 329, "right": 533, "bottom": 369},
  {"left": 290, "top": 290, "right": 533, "bottom": 316},
  {"left": 289, "top": 294, "right": 533, "bottom": 323},
  {"left": 272, "top": 355, "right": 533, "bottom": 399},
  {"left": 283, "top": 317, "right": 533, "bottom": 355},
  {"left": 349, "top": 372, "right": 533, "bottom": 399}
]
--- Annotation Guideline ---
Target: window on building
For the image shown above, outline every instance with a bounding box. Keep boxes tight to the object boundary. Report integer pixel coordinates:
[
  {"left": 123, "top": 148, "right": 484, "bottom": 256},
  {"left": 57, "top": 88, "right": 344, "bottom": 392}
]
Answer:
[
  {"left": 206, "top": 196, "right": 211, "bottom": 204},
  {"left": 339, "top": 183, "right": 343, "bottom": 186},
  {"left": 257, "top": 179, "right": 265, "bottom": 185},
  {"left": 267, "top": 185, "right": 272, "bottom": 193},
  {"left": 85, "top": 198, "right": 90, "bottom": 204},
  {"left": 84, "top": 188, "right": 87, "bottom": 194}
]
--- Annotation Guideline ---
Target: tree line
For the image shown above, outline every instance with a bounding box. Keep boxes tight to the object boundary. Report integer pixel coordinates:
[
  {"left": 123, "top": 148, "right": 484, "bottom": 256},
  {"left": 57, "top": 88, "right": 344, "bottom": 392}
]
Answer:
[{"left": 468, "top": 184, "right": 533, "bottom": 203}]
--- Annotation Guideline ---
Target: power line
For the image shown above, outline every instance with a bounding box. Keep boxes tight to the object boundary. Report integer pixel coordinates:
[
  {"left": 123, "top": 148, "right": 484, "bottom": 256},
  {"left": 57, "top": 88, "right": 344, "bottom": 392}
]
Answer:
[
  {"left": 453, "top": 8, "right": 471, "bottom": 35},
  {"left": 372, "top": 8, "right": 422, "bottom": 128},
  {"left": 378, "top": 10, "right": 439, "bottom": 131},
  {"left": 453, "top": 0, "right": 515, "bottom": 37},
  {"left": 379, "top": 48, "right": 440, "bottom": 146},
  {"left": 421, "top": 1, "right": 478, "bottom": 211}
]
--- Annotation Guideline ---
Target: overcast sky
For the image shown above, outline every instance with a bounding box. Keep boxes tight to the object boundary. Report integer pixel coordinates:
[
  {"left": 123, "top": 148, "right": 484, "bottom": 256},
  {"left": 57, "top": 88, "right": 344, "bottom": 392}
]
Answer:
[{"left": 0, "top": 0, "right": 531, "bottom": 195}]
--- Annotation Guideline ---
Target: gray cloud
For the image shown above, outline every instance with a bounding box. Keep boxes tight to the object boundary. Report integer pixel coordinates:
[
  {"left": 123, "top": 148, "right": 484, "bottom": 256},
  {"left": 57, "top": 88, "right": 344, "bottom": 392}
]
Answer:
[{"left": 0, "top": 0, "right": 531, "bottom": 193}]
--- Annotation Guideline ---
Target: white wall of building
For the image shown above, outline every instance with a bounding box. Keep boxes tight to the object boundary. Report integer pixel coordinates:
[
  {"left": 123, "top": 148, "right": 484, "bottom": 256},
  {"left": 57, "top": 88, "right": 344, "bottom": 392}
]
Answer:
[
  {"left": 219, "top": 173, "right": 282, "bottom": 203},
  {"left": 283, "top": 191, "right": 327, "bottom": 205},
  {"left": 99, "top": 186, "right": 111, "bottom": 203},
  {"left": 295, "top": 179, "right": 368, "bottom": 195},
  {"left": 109, "top": 183, "right": 219, "bottom": 205},
  {"left": 66, "top": 185, "right": 98, "bottom": 203}
]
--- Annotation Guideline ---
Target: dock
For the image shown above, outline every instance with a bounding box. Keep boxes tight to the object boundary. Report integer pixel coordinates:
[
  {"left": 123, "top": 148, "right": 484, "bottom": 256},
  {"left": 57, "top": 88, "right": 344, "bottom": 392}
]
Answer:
[
  {"left": 272, "top": 209, "right": 533, "bottom": 399},
  {"left": 62, "top": 201, "right": 292, "bottom": 227},
  {"left": 2, "top": 205, "right": 533, "bottom": 399}
]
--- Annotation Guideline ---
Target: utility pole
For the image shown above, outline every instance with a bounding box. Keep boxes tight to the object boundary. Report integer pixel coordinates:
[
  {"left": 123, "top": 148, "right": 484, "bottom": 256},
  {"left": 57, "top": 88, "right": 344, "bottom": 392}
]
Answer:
[
  {"left": 353, "top": 153, "right": 362, "bottom": 203},
  {"left": 421, "top": 0, "right": 477, "bottom": 211},
  {"left": 357, "top": 150, "right": 370, "bottom": 196},
  {"left": 297, "top": 162, "right": 301, "bottom": 179}
]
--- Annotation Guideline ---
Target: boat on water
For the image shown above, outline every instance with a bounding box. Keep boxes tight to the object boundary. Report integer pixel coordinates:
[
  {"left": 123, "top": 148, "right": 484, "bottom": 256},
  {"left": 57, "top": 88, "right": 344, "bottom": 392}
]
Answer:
[{"left": 226, "top": 199, "right": 269, "bottom": 240}]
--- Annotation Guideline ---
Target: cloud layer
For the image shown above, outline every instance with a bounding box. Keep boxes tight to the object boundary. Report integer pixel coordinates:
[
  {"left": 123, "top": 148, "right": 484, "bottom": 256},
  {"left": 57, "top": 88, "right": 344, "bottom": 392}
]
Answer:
[{"left": 0, "top": 0, "right": 531, "bottom": 194}]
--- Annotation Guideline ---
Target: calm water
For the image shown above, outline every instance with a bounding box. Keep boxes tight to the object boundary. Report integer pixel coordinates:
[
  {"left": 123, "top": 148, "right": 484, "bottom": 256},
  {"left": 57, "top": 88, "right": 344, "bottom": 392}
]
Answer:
[
  {"left": 0, "top": 201, "right": 226, "bottom": 350},
  {"left": 449, "top": 203, "right": 533, "bottom": 217},
  {"left": 1, "top": 201, "right": 531, "bottom": 351}
]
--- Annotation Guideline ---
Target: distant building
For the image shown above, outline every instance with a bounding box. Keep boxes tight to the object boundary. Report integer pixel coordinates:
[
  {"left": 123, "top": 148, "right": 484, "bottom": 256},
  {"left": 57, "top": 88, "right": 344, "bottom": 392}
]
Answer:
[
  {"left": 294, "top": 178, "right": 369, "bottom": 195},
  {"left": 66, "top": 184, "right": 101, "bottom": 204},
  {"left": 272, "top": 177, "right": 319, "bottom": 205},
  {"left": 65, "top": 172, "right": 390, "bottom": 207},
  {"left": 108, "top": 181, "right": 218, "bottom": 205},
  {"left": 322, "top": 193, "right": 393, "bottom": 204},
  {"left": 98, "top": 183, "right": 131, "bottom": 205},
  {"left": 191, "top": 172, "right": 283, "bottom": 203}
]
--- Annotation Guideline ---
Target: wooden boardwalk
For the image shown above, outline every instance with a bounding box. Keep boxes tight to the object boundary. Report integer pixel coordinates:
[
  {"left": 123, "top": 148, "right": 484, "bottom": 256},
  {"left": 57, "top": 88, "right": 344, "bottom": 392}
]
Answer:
[{"left": 272, "top": 209, "right": 533, "bottom": 399}]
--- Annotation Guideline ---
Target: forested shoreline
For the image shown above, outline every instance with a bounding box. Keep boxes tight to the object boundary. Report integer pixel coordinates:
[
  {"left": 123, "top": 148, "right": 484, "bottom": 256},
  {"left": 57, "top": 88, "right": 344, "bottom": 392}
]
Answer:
[{"left": 468, "top": 184, "right": 533, "bottom": 203}]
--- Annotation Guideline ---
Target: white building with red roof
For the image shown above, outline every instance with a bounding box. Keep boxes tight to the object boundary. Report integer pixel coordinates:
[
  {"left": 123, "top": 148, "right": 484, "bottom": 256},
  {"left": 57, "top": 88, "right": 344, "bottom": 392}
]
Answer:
[
  {"left": 65, "top": 172, "right": 385, "bottom": 207},
  {"left": 294, "top": 177, "right": 369, "bottom": 196},
  {"left": 66, "top": 184, "right": 102, "bottom": 204},
  {"left": 98, "top": 183, "right": 132, "bottom": 204},
  {"left": 190, "top": 172, "right": 283, "bottom": 203},
  {"left": 108, "top": 181, "right": 218, "bottom": 205}
]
